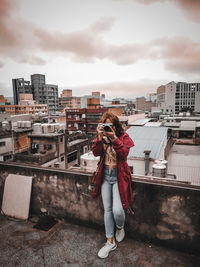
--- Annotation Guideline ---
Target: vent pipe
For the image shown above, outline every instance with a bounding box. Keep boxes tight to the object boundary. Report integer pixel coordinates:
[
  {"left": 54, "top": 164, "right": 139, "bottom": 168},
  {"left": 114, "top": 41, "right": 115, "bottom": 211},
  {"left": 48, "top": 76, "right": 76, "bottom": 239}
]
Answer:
[{"left": 144, "top": 150, "right": 151, "bottom": 175}]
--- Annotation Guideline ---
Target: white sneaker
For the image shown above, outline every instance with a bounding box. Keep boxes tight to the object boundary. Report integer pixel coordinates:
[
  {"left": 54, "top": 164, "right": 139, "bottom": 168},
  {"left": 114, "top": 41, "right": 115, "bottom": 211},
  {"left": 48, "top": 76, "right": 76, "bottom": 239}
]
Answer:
[
  {"left": 115, "top": 227, "right": 125, "bottom": 242},
  {"left": 98, "top": 239, "right": 117, "bottom": 259}
]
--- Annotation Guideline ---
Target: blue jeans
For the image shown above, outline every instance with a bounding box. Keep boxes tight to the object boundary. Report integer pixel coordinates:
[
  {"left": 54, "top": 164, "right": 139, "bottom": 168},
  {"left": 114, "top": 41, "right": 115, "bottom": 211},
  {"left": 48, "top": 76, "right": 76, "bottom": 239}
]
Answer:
[{"left": 101, "top": 166, "right": 125, "bottom": 238}]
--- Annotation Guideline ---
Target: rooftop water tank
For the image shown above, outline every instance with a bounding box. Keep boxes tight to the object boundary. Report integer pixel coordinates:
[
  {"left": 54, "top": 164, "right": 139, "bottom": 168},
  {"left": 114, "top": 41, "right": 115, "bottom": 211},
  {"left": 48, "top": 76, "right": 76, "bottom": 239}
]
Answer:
[{"left": 152, "top": 163, "right": 166, "bottom": 178}]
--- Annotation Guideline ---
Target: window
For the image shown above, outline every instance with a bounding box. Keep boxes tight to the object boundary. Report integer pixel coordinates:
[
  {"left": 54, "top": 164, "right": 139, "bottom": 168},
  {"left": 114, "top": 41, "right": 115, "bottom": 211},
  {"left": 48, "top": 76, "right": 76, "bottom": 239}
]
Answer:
[
  {"left": 0, "top": 141, "right": 6, "bottom": 147},
  {"left": 61, "top": 156, "right": 64, "bottom": 161},
  {"left": 67, "top": 151, "right": 77, "bottom": 163},
  {"left": 60, "top": 137, "right": 63, "bottom": 142}
]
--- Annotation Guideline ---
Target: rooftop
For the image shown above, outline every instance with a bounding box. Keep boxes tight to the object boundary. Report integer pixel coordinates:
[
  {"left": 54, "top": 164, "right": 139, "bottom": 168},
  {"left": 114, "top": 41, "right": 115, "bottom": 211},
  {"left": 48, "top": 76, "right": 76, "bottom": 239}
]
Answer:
[
  {"left": 0, "top": 215, "right": 199, "bottom": 267},
  {"left": 68, "top": 138, "right": 88, "bottom": 146},
  {"left": 127, "top": 126, "right": 168, "bottom": 159},
  {"left": 128, "top": 118, "right": 152, "bottom": 126},
  {"left": 168, "top": 144, "right": 200, "bottom": 185}
]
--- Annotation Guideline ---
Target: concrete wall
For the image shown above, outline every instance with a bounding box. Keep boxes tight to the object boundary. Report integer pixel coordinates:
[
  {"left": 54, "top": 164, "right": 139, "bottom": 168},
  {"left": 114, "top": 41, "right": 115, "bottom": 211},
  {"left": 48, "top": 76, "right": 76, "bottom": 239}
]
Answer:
[
  {"left": 0, "top": 162, "right": 200, "bottom": 254},
  {"left": 0, "top": 137, "right": 13, "bottom": 156},
  {"left": 127, "top": 158, "right": 155, "bottom": 175}
]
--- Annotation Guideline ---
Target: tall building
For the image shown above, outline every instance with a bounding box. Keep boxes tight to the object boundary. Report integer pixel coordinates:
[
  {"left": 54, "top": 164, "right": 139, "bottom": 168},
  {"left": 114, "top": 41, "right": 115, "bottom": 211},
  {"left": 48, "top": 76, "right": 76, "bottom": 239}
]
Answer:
[
  {"left": 31, "top": 74, "right": 59, "bottom": 114},
  {"left": 175, "top": 82, "right": 200, "bottom": 113},
  {"left": 12, "top": 78, "right": 32, "bottom": 105},
  {"left": 13, "top": 74, "right": 59, "bottom": 115},
  {"left": 157, "top": 81, "right": 200, "bottom": 114}
]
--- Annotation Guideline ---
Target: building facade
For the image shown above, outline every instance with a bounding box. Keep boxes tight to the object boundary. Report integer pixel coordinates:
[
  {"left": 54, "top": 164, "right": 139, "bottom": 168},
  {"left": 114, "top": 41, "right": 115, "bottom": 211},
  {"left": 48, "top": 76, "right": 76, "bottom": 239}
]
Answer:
[
  {"left": 12, "top": 74, "right": 58, "bottom": 115},
  {"left": 3, "top": 104, "right": 48, "bottom": 115},
  {"left": 136, "top": 97, "right": 155, "bottom": 112},
  {"left": 59, "top": 89, "right": 81, "bottom": 112},
  {"left": 12, "top": 78, "right": 33, "bottom": 105},
  {"left": 65, "top": 108, "right": 108, "bottom": 135},
  {"left": 157, "top": 81, "right": 200, "bottom": 114},
  {"left": 31, "top": 74, "right": 59, "bottom": 114}
]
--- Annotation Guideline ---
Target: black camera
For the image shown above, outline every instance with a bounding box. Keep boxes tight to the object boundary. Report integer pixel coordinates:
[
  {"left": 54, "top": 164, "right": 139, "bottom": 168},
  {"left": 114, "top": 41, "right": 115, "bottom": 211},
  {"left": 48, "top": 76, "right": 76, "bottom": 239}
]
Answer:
[{"left": 102, "top": 123, "right": 113, "bottom": 132}]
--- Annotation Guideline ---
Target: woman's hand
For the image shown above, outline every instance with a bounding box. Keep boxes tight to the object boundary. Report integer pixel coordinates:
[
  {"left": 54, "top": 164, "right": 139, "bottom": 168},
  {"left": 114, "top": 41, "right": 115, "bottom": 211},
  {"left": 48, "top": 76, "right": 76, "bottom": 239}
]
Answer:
[{"left": 97, "top": 123, "right": 104, "bottom": 141}]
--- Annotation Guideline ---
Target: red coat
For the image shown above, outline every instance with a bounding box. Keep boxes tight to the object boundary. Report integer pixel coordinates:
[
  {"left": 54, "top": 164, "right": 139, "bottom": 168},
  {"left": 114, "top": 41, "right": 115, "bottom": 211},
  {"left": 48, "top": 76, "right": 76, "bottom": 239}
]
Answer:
[{"left": 92, "top": 132, "right": 134, "bottom": 211}]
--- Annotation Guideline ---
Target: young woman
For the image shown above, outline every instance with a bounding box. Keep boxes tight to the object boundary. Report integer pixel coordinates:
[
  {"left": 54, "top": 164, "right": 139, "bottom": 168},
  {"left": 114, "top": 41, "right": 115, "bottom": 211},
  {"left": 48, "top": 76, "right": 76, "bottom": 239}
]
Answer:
[{"left": 92, "top": 112, "right": 134, "bottom": 259}]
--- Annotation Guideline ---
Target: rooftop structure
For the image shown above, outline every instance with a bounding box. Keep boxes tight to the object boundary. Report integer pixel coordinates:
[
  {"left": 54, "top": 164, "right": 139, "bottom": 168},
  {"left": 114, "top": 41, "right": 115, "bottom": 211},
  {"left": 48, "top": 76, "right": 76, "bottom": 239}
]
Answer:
[
  {"left": 127, "top": 126, "right": 168, "bottom": 160},
  {"left": 168, "top": 144, "right": 200, "bottom": 186},
  {"left": 128, "top": 118, "right": 154, "bottom": 126}
]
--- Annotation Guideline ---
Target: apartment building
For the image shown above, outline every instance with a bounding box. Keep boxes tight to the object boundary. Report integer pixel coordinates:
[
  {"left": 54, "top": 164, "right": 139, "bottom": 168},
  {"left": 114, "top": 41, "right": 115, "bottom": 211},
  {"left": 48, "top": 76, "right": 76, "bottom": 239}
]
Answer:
[
  {"left": 59, "top": 97, "right": 81, "bottom": 112},
  {"left": 157, "top": 81, "right": 200, "bottom": 114},
  {"left": 65, "top": 108, "right": 108, "bottom": 135},
  {"left": 59, "top": 89, "right": 81, "bottom": 112},
  {"left": 31, "top": 74, "right": 59, "bottom": 114}
]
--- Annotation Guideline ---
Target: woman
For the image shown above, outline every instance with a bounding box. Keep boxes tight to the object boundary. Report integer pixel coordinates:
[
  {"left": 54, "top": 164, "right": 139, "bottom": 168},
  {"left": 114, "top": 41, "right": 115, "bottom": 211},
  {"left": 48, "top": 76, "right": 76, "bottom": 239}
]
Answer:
[{"left": 92, "top": 112, "right": 134, "bottom": 259}]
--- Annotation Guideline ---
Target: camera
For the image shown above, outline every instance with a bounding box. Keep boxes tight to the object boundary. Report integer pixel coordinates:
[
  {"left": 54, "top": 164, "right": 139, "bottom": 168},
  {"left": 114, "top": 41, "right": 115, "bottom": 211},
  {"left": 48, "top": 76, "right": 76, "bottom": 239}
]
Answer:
[{"left": 102, "top": 123, "right": 113, "bottom": 132}]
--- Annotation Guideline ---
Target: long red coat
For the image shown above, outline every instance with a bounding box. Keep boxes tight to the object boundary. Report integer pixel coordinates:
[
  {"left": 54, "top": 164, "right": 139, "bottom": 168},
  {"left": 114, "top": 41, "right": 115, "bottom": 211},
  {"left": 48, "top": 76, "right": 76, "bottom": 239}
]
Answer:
[{"left": 92, "top": 132, "right": 134, "bottom": 211}]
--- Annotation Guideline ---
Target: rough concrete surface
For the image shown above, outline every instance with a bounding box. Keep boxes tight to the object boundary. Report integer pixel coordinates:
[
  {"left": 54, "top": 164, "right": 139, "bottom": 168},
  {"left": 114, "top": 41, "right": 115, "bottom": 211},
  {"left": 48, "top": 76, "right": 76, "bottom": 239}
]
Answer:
[{"left": 0, "top": 214, "right": 199, "bottom": 267}]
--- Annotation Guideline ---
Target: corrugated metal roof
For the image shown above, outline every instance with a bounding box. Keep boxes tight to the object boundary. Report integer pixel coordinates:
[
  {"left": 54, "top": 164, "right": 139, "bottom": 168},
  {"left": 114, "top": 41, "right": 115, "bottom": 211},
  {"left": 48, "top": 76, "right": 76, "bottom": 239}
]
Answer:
[{"left": 126, "top": 126, "right": 168, "bottom": 159}]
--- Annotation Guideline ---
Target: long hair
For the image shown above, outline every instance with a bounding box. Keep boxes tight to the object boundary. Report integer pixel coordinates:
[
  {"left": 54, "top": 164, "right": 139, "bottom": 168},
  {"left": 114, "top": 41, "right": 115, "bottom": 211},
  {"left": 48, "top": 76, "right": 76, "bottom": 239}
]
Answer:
[{"left": 99, "top": 112, "right": 124, "bottom": 138}]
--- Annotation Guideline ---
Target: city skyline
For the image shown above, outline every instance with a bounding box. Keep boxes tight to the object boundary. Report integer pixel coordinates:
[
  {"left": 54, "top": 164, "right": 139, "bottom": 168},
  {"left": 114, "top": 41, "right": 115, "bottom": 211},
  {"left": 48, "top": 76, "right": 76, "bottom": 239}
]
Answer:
[{"left": 0, "top": 0, "right": 200, "bottom": 98}]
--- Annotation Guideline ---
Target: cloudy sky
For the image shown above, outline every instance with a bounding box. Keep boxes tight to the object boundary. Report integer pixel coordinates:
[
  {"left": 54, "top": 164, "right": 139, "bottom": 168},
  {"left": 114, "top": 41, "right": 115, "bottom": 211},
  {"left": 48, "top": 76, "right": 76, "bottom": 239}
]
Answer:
[{"left": 0, "top": 0, "right": 200, "bottom": 99}]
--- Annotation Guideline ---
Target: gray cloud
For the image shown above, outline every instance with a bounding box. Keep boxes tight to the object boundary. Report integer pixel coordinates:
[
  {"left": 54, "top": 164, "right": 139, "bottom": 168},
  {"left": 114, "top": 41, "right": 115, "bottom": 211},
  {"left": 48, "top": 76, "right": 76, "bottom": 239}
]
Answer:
[
  {"left": 113, "top": 0, "right": 200, "bottom": 23},
  {"left": 0, "top": 0, "right": 200, "bottom": 76}
]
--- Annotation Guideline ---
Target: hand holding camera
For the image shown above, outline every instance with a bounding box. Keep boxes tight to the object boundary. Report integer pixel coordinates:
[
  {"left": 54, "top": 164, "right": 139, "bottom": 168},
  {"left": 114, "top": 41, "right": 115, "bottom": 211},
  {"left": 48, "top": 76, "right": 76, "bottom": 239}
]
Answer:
[{"left": 97, "top": 123, "right": 117, "bottom": 141}]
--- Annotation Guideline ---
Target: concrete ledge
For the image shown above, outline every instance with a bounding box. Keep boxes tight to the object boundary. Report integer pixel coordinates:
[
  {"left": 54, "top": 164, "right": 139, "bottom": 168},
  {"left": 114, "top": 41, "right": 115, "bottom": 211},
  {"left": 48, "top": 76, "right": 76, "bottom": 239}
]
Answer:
[{"left": 0, "top": 162, "right": 200, "bottom": 255}]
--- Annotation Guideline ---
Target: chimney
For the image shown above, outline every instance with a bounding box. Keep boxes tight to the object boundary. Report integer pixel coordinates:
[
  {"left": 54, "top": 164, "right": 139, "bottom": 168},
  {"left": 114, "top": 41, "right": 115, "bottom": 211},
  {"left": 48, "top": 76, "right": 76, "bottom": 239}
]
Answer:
[{"left": 144, "top": 150, "right": 151, "bottom": 175}]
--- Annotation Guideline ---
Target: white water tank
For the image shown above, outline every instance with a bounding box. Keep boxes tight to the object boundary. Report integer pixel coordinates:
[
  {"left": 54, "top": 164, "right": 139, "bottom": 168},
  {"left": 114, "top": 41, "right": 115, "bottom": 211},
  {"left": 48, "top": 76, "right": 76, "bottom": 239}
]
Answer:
[
  {"left": 17, "top": 121, "right": 21, "bottom": 128},
  {"left": 21, "top": 121, "right": 26, "bottom": 128},
  {"left": 80, "top": 152, "right": 100, "bottom": 172},
  {"left": 2, "top": 120, "right": 10, "bottom": 130},
  {"left": 152, "top": 163, "right": 167, "bottom": 178}
]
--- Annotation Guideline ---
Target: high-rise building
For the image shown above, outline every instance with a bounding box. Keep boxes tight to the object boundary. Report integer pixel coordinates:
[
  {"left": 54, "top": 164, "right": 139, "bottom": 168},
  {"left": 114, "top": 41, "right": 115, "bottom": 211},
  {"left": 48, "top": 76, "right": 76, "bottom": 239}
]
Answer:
[
  {"left": 13, "top": 74, "right": 59, "bottom": 115},
  {"left": 175, "top": 82, "right": 200, "bottom": 113},
  {"left": 12, "top": 78, "right": 32, "bottom": 105},
  {"left": 31, "top": 74, "right": 58, "bottom": 114},
  {"left": 157, "top": 81, "right": 200, "bottom": 114}
]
